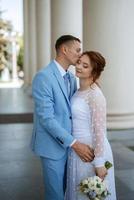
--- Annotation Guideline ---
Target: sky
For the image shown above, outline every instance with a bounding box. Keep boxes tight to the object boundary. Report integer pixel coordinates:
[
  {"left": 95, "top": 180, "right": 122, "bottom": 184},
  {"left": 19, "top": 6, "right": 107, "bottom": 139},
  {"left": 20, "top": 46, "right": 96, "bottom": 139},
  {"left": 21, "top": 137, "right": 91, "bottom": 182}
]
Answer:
[{"left": 0, "top": 0, "right": 23, "bottom": 33}]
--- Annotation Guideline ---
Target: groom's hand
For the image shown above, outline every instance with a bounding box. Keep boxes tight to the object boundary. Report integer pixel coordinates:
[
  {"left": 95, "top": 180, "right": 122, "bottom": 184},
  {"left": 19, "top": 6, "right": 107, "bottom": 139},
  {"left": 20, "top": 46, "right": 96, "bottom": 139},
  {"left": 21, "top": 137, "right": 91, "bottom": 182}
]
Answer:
[{"left": 71, "top": 141, "right": 94, "bottom": 162}]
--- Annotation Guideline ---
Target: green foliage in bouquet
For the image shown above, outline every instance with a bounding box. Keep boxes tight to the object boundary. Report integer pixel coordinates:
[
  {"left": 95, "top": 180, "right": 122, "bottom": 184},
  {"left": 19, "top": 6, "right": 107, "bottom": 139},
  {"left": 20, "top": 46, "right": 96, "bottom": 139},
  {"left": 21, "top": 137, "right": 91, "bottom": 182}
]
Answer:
[{"left": 105, "top": 161, "right": 113, "bottom": 170}]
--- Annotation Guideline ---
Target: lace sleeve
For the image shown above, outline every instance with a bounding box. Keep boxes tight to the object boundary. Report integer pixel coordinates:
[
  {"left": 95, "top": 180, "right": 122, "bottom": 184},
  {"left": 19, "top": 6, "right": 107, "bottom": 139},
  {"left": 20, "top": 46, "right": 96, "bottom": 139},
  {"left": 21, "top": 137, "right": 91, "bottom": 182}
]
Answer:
[{"left": 87, "top": 89, "right": 106, "bottom": 167}]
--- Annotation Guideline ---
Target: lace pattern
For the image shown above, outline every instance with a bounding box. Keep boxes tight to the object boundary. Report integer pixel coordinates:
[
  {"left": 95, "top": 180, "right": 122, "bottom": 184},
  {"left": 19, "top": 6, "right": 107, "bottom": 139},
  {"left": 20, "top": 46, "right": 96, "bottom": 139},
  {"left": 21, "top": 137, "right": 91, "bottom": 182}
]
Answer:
[{"left": 78, "top": 84, "right": 106, "bottom": 167}]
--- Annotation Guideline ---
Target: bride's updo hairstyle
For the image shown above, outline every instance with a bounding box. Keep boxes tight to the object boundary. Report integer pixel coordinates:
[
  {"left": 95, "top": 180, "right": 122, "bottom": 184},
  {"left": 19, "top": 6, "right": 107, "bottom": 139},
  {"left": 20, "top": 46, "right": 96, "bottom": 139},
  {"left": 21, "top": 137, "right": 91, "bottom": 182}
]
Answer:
[{"left": 82, "top": 51, "right": 106, "bottom": 83}]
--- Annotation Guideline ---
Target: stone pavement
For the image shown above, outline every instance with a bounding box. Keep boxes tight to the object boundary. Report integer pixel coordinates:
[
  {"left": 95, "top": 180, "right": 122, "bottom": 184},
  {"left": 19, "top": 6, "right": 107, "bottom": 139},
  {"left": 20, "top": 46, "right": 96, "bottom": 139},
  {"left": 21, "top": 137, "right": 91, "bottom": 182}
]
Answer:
[{"left": 108, "top": 129, "right": 134, "bottom": 200}]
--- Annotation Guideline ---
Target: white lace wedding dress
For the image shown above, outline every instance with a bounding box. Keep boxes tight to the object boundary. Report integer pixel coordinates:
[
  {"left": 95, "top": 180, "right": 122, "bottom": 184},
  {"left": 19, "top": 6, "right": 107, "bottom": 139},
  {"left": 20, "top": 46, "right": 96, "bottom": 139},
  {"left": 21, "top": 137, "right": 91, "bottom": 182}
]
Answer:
[{"left": 65, "top": 84, "right": 116, "bottom": 200}]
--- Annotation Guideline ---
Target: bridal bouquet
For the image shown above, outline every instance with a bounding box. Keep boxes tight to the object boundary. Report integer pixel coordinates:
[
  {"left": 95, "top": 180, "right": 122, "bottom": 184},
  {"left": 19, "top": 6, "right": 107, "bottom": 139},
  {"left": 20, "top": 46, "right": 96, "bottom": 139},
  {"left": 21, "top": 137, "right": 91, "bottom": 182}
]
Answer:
[
  {"left": 79, "top": 161, "right": 112, "bottom": 200},
  {"left": 79, "top": 176, "right": 110, "bottom": 200}
]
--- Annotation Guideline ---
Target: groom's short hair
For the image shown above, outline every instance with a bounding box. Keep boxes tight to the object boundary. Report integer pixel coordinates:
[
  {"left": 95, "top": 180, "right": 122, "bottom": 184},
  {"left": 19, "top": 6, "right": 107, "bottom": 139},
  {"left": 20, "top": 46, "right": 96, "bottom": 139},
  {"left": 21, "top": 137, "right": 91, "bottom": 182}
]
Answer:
[{"left": 55, "top": 35, "right": 81, "bottom": 52}]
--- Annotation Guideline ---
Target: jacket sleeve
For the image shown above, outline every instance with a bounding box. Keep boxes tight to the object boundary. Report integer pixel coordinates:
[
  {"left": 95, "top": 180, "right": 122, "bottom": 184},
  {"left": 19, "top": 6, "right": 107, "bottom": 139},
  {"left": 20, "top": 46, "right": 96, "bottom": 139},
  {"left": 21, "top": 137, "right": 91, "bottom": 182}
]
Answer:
[{"left": 32, "top": 72, "right": 74, "bottom": 149}]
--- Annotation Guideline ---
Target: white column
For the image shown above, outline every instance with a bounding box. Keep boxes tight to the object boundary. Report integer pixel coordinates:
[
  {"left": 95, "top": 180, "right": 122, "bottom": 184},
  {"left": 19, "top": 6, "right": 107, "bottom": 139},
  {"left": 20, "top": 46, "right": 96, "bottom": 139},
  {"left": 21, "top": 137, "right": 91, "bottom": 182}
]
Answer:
[
  {"left": 23, "top": 0, "right": 30, "bottom": 84},
  {"left": 51, "top": 0, "right": 83, "bottom": 58},
  {"left": 36, "top": 0, "right": 51, "bottom": 70},
  {"left": 83, "top": 0, "right": 134, "bottom": 129},
  {"left": 11, "top": 37, "right": 18, "bottom": 81},
  {"left": 28, "top": 0, "right": 37, "bottom": 83},
  {"left": 23, "top": 0, "right": 37, "bottom": 85}
]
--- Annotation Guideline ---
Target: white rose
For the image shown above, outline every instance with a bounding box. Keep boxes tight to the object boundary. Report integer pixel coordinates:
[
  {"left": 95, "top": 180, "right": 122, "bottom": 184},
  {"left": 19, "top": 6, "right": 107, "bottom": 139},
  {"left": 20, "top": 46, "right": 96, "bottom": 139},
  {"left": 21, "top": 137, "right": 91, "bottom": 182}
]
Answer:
[{"left": 82, "top": 179, "right": 88, "bottom": 185}]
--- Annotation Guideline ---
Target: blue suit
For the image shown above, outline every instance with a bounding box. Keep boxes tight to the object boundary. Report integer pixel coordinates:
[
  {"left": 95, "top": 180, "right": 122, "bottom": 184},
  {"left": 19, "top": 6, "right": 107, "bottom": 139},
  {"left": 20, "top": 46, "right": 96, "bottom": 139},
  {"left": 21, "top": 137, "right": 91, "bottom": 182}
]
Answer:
[{"left": 31, "top": 61, "right": 77, "bottom": 200}]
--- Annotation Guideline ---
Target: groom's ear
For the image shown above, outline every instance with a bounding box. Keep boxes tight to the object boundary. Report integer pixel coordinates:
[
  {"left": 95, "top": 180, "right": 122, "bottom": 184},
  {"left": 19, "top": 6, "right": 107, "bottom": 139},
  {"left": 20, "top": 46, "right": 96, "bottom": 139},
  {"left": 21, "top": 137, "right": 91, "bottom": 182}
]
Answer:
[{"left": 62, "top": 44, "right": 68, "bottom": 55}]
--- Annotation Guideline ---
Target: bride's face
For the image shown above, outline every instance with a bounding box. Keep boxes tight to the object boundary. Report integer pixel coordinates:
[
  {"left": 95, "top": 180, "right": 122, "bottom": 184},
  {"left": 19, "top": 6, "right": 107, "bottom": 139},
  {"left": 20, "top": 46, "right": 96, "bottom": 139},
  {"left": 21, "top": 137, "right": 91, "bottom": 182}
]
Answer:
[{"left": 75, "top": 54, "right": 93, "bottom": 79}]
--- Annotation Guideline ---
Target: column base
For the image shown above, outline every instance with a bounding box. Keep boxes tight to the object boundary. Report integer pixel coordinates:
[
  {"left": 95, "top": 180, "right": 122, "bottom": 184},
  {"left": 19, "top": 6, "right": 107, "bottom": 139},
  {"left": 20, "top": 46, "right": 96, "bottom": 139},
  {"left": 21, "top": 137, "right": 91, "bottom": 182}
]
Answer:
[{"left": 107, "top": 113, "right": 134, "bottom": 130}]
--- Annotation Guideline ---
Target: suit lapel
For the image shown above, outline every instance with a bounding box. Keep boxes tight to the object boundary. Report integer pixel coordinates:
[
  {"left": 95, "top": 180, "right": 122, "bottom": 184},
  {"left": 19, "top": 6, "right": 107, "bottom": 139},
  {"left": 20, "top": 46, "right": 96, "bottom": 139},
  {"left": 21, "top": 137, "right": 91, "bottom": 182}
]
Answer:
[{"left": 51, "top": 61, "right": 70, "bottom": 107}]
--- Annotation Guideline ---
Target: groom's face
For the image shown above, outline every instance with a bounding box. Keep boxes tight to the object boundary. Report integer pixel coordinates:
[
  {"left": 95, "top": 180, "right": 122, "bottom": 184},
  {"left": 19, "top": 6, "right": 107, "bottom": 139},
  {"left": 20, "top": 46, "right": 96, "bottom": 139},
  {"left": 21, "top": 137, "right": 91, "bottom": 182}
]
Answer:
[{"left": 65, "top": 41, "right": 81, "bottom": 65}]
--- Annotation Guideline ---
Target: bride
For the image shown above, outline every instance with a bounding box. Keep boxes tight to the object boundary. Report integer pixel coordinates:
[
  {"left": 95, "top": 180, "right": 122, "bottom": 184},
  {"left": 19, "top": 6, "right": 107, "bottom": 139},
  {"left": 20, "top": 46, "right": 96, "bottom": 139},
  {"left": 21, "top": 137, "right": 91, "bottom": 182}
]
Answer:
[{"left": 65, "top": 51, "right": 116, "bottom": 200}]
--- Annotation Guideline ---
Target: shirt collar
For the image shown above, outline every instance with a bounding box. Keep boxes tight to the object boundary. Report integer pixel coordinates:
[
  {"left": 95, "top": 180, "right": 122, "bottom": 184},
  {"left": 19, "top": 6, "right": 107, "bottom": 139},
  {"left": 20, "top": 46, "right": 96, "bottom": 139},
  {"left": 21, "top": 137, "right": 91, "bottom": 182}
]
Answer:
[{"left": 54, "top": 59, "right": 67, "bottom": 77}]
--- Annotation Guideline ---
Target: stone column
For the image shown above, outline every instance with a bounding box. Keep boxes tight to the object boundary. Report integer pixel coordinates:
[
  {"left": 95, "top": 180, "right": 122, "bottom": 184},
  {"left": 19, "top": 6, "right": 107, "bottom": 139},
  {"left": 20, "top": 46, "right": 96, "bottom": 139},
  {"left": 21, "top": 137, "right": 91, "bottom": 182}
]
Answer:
[
  {"left": 36, "top": 0, "right": 51, "bottom": 70},
  {"left": 23, "top": 0, "right": 37, "bottom": 95},
  {"left": 51, "top": 0, "right": 83, "bottom": 58},
  {"left": 27, "top": 0, "right": 37, "bottom": 84},
  {"left": 23, "top": 0, "right": 30, "bottom": 84},
  {"left": 23, "top": 0, "right": 51, "bottom": 84},
  {"left": 11, "top": 37, "right": 18, "bottom": 81},
  {"left": 83, "top": 0, "right": 134, "bottom": 129}
]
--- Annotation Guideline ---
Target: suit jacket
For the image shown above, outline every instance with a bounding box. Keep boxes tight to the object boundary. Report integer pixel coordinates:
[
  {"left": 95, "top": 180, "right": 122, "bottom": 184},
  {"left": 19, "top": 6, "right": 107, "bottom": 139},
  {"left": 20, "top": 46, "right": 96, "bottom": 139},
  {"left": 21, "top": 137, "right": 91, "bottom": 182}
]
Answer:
[{"left": 31, "top": 61, "right": 77, "bottom": 160}]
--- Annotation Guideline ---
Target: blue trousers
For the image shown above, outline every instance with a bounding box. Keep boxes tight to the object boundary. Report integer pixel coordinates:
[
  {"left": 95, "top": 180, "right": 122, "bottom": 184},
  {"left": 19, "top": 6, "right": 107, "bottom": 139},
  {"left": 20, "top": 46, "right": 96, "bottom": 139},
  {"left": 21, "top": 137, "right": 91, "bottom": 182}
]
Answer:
[{"left": 41, "top": 153, "right": 67, "bottom": 200}]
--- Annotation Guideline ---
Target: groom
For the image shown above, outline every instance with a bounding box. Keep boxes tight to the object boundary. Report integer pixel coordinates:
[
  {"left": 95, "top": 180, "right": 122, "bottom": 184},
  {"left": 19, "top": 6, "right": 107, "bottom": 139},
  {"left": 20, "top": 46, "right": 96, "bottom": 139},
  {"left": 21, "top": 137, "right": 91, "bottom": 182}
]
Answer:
[{"left": 31, "top": 35, "right": 94, "bottom": 200}]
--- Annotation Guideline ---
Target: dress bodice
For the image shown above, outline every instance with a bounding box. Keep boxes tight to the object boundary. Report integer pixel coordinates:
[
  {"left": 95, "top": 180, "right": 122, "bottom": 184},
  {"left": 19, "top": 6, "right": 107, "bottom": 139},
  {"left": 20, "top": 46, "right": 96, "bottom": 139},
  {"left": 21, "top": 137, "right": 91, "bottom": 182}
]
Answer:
[{"left": 71, "top": 92, "right": 91, "bottom": 138}]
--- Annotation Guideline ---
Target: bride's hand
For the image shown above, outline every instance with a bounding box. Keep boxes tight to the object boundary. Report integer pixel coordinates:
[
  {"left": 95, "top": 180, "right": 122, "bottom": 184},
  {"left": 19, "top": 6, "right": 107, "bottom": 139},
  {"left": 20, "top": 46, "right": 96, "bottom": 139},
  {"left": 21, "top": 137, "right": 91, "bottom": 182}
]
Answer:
[{"left": 95, "top": 166, "right": 108, "bottom": 180}]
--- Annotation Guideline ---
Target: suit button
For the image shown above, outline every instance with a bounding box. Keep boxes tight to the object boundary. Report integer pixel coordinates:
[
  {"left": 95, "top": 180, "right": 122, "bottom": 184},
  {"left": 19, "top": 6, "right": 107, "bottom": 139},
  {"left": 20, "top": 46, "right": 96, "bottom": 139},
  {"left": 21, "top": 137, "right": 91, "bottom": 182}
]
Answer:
[{"left": 69, "top": 116, "right": 72, "bottom": 119}]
